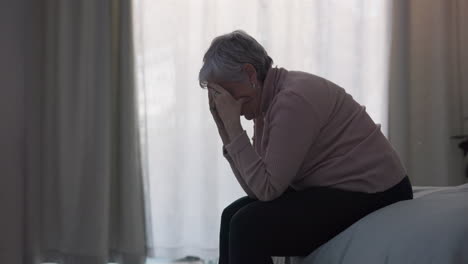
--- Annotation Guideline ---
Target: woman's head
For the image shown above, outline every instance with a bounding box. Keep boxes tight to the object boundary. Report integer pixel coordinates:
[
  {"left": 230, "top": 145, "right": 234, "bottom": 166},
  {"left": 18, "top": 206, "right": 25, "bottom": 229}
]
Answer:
[{"left": 199, "top": 30, "right": 273, "bottom": 120}]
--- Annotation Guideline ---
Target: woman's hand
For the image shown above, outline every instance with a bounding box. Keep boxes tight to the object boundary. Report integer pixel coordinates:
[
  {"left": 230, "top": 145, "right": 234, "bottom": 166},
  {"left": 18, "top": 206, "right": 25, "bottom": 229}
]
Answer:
[
  {"left": 208, "top": 88, "right": 231, "bottom": 145},
  {"left": 208, "top": 83, "right": 248, "bottom": 139}
]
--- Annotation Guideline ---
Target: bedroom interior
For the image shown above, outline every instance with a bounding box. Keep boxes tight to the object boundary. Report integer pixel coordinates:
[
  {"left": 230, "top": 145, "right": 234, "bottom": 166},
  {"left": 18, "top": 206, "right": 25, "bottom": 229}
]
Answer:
[{"left": 1, "top": 0, "right": 467, "bottom": 263}]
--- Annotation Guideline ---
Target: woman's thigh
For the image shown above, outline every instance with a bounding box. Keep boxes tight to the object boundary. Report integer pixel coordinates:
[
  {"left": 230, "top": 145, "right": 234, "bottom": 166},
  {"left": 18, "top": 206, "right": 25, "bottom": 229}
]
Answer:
[
  {"left": 229, "top": 187, "right": 374, "bottom": 257},
  {"left": 222, "top": 186, "right": 296, "bottom": 221}
]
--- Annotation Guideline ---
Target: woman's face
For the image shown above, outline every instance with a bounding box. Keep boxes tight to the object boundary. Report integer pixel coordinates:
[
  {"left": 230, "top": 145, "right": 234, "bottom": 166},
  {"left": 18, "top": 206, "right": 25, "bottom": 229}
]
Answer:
[{"left": 216, "top": 80, "right": 260, "bottom": 120}]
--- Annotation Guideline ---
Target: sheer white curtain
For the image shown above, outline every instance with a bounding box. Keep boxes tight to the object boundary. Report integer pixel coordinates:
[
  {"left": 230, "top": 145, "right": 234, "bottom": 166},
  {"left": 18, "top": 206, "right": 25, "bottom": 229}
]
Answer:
[{"left": 132, "top": 0, "right": 391, "bottom": 261}]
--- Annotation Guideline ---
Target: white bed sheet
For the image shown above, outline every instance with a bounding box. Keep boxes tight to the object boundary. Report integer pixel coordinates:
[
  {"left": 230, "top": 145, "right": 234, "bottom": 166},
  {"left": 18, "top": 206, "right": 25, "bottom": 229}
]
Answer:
[{"left": 275, "top": 183, "right": 468, "bottom": 264}]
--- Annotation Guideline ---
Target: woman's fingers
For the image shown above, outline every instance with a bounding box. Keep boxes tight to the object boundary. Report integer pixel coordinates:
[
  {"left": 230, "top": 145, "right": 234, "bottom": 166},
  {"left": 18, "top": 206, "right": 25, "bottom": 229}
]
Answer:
[
  {"left": 207, "top": 87, "right": 230, "bottom": 144},
  {"left": 208, "top": 83, "right": 224, "bottom": 94},
  {"left": 208, "top": 89, "right": 216, "bottom": 109},
  {"left": 208, "top": 91, "right": 221, "bottom": 119}
]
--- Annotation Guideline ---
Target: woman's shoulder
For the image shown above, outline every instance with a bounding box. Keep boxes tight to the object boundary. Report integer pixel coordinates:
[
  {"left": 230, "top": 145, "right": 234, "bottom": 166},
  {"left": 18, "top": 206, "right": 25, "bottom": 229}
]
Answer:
[
  {"left": 280, "top": 71, "right": 337, "bottom": 109},
  {"left": 286, "top": 69, "right": 324, "bottom": 82},
  {"left": 276, "top": 70, "right": 357, "bottom": 127},
  {"left": 282, "top": 71, "right": 343, "bottom": 98}
]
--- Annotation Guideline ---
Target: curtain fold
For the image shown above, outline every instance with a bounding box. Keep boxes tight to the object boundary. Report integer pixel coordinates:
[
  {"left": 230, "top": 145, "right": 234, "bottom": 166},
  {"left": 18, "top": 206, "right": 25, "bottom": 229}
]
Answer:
[
  {"left": 388, "top": 0, "right": 468, "bottom": 186},
  {"left": 9, "top": 0, "right": 147, "bottom": 263}
]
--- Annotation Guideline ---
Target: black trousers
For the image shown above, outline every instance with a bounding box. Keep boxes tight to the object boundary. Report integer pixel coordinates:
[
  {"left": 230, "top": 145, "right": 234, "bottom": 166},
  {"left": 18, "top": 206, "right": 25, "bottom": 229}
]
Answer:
[{"left": 219, "top": 176, "right": 413, "bottom": 264}]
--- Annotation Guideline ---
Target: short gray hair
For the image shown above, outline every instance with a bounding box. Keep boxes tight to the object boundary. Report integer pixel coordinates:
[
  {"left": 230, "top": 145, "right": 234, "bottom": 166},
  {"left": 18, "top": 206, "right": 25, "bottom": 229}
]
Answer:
[{"left": 198, "top": 30, "right": 273, "bottom": 88}]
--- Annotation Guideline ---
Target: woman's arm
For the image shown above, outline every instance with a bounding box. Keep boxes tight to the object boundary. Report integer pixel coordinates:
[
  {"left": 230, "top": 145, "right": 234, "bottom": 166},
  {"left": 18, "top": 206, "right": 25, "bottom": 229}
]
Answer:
[
  {"left": 224, "top": 91, "right": 320, "bottom": 201},
  {"left": 223, "top": 145, "right": 258, "bottom": 199},
  {"left": 208, "top": 89, "right": 258, "bottom": 199}
]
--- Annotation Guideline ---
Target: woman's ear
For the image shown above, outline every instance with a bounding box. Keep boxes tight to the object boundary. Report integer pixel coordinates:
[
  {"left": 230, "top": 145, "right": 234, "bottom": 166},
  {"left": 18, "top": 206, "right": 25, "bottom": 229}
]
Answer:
[{"left": 243, "top": 63, "right": 258, "bottom": 85}]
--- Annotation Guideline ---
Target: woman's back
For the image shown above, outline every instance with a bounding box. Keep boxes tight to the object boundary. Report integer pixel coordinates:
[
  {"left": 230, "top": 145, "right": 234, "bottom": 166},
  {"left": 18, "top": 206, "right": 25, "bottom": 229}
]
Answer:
[{"left": 256, "top": 68, "right": 407, "bottom": 193}]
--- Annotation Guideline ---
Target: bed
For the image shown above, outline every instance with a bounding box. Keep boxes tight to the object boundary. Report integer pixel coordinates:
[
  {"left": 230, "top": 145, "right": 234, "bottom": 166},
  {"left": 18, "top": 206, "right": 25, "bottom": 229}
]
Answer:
[{"left": 273, "top": 183, "right": 468, "bottom": 264}]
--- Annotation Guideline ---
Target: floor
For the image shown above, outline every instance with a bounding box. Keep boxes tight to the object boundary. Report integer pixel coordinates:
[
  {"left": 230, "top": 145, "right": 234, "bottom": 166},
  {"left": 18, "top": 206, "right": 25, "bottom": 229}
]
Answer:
[
  {"left": 148, "top": 257, "right": 212, "bottom": 264},
  {"left": 44, "top": 259, "right": 209, "bottom": 264}
]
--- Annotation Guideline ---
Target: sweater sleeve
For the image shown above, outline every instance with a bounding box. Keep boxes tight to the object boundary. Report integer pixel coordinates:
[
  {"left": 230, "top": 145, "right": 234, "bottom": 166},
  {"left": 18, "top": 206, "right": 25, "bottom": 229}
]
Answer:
[
  {"left": 222, "top": 145, "right": 258, "bottom": 199},
  {"left": 224, "top": 92, "right": 320, "bottom": 201}
]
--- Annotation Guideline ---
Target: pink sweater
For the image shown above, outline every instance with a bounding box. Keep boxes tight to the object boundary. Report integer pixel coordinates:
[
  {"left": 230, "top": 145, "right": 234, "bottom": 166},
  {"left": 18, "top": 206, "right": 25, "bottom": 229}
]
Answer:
[{"left": 223, "top": 67, "right": 407, "bottom": 202}]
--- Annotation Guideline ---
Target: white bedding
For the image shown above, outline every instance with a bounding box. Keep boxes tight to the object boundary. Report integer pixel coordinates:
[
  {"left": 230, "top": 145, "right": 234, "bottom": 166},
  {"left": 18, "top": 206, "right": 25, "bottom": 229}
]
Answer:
[{"left": 276, "top": 183, "right": 468, "bottom": 264}]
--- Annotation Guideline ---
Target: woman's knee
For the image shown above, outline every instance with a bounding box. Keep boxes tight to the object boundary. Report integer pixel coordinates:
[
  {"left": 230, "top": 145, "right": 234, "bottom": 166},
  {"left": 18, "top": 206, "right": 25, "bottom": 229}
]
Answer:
[
  {"left": 228, "top": 203, "right": 268, "bottom": 247},
  {"left": 221, "top": 196, "right": 255, "bottom": 224},
  {"left": 229, "top": 202, "right": 264, "bottom": 233}
]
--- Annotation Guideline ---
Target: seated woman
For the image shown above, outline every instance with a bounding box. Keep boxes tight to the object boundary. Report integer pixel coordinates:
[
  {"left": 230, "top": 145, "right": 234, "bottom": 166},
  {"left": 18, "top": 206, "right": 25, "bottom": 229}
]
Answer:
[{"left": 198, "top": 30, "right": 413, "bottom": 264}]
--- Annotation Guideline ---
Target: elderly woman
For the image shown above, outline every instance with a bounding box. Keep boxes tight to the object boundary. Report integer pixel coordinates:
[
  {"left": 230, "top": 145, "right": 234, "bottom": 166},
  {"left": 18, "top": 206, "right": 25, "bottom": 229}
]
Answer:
[{"left": 198, "top": 30, "right": 413, "bottom": 264}]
